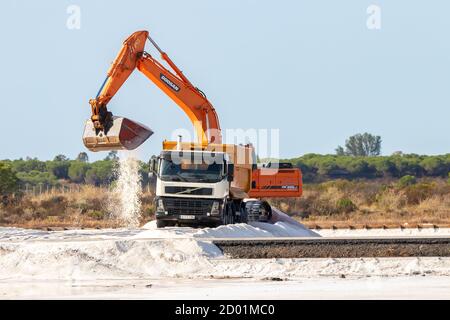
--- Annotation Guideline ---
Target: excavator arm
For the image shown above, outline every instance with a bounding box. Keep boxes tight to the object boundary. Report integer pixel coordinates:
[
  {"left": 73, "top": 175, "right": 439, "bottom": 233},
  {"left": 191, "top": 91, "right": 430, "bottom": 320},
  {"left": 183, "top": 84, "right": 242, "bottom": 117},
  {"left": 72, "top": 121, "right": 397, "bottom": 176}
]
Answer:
[
  {"left": 86, "top": 30, "right": 221, "bottom": 151},
  {"left": 89, "top": 31, "right": 148, "bottom": 127}
]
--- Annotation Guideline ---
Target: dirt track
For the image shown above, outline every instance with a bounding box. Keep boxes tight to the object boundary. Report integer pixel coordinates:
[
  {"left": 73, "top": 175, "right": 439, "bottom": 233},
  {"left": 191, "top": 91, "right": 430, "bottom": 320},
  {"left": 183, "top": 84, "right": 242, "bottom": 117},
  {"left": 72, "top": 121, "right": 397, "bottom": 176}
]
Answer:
[{"left": 213, "top": 237, "right": 450, "bottom": 258}]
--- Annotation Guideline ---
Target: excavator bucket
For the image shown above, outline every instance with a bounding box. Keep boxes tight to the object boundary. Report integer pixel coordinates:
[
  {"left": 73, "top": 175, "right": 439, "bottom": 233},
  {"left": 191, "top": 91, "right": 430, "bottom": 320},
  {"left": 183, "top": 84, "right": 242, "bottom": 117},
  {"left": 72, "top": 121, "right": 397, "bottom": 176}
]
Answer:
[{"left": 82, "top": 116, "right": 153, "bottom": 152}]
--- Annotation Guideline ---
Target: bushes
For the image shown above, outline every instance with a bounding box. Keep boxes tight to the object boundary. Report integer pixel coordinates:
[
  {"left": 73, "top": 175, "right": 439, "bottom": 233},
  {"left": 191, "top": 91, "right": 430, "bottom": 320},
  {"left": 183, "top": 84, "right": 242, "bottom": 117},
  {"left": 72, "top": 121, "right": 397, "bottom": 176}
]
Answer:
[
  {"left": 336, "top": 198, "right": 357, "bottom": 213},
  {"left": 397, "top": 175, "right": 416, "bottom": 188},
  {"left": 0, "top": 184, "right": 159, "bottom": 226},
  {"left": 272, "top": 182, "right": 359, "bottom": 217},
  {"left": 87, "top": 210, "right": 106, "bottom": 220},
  {"left": 268, "top": 178, "right": 450, "bottom": 222},
  {"left": 420, "top": 157, "right": 447, "bottom": 176},
  {"left": 16, "top": 170, "right": 56, "bottom": 186},
  {"left": 39, "top": 195, "right": 68, "bottom": 216},
  {"left": 402, "top": 183, "right": 435, "bottom": 205},
  {"left": 0, "top": 163, "right": 19, "bottom": 195}
]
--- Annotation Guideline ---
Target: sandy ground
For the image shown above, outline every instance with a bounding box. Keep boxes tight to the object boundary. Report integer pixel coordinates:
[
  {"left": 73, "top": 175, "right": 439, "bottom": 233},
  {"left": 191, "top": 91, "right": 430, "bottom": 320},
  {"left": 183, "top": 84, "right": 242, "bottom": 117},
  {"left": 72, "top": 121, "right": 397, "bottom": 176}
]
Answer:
[{"left": 1, "top": 211, "right": 449, "bottom": 299}]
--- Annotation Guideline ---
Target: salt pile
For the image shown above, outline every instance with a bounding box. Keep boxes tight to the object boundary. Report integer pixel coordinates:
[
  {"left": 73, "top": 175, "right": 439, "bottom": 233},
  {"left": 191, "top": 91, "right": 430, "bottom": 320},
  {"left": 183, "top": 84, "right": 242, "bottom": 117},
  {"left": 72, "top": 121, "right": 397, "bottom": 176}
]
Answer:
[
  {"left": 1, "top": 233, "right": 449, "bottom": 280},
  {"left": 1, "top": 220, "right": 450, "bottom": 281}
]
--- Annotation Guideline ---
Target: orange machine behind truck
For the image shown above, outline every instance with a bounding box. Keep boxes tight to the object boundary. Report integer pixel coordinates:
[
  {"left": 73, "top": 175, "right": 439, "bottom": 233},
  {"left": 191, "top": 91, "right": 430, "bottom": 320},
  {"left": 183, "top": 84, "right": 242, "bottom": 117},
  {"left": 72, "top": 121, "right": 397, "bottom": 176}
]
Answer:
[
  {"left": 83, "top": 30, "right": 302, "bottom": 227},
  {"left": 250, "top": 163, "right": 303, "bottom": 198}
]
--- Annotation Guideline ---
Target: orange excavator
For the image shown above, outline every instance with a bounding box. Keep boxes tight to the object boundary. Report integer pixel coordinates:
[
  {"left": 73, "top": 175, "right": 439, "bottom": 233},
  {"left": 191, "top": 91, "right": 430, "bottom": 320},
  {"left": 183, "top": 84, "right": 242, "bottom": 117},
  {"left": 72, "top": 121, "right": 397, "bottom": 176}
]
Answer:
[
  {"left": 84, "top": 30, "right": 220, "bottom": 150},
  {"left": 83, "top": 30, "right": 302, "bottom": 226}
]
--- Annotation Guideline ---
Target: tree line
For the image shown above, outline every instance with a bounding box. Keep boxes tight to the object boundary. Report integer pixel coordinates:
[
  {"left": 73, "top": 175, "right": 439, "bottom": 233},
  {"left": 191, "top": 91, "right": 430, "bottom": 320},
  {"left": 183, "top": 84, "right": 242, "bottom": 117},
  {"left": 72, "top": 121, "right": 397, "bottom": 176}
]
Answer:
[
  {"left": 286, "top": 153, "right": 450, "bottom": 182},
  {"left": 1, "top": 151, "right": 449, "bottom": 195},
  {"left": 0, "top": 151, "right": 151, "bottom": 195}
]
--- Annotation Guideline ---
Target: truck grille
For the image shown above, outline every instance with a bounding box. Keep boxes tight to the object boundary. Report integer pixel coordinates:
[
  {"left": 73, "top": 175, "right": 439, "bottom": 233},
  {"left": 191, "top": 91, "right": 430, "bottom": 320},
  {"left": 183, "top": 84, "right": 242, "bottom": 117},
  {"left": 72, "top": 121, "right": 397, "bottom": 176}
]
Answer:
[
  {"left": 163, "top": 198, "right": 213, "bottom": 215},
  {"left": 165, "top": 186, "right": 213, "bottom": 196}
]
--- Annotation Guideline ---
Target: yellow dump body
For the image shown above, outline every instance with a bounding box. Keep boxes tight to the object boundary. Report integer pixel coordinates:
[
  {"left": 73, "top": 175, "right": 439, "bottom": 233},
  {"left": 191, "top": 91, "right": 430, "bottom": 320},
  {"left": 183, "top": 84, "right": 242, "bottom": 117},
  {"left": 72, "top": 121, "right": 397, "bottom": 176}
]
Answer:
[{"left": 162, "top": 140, "right": 255, "bottom": 199}]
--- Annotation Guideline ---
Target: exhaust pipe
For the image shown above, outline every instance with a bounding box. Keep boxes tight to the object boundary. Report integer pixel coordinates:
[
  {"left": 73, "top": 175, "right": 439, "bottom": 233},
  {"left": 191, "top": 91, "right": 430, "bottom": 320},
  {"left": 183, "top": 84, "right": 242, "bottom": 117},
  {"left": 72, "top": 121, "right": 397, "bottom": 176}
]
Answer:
[
  {"left": 176, "top": 135, "right": 183, "bottom": 150},
  {"left": 82, "top": 116, "right": 153, "bottom": 152}
]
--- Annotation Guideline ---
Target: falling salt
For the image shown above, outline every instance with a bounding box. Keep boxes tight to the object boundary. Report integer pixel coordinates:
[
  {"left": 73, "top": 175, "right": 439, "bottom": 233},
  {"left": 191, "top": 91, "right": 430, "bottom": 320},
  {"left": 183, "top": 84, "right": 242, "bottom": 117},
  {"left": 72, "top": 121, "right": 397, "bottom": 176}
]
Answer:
[{"left": 109, "top": 152, "right": 142, "bottom": 228}]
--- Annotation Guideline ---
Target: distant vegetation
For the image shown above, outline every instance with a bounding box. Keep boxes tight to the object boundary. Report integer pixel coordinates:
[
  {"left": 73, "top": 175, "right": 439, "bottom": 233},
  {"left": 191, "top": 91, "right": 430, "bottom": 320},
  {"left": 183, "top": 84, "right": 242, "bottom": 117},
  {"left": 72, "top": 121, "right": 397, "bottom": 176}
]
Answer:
[
  {"left": 0, "top": 151, "right": 449, "bottom": 195},
  {"left": 284, "top": 153, "right": 450, "bottom": 183},
  {"left": 0, "top": 151, "right": 151, "bottom": 195},
  {"left": 0, "top": 162, "right": 19, "bottom": 195}
]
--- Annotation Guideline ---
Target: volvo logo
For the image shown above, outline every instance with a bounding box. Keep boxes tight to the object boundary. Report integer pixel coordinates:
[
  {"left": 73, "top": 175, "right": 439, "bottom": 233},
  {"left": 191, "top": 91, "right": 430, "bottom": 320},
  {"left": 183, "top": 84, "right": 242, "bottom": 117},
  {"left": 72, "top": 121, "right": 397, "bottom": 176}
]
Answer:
[{"left": 160, "top": 74, "right": 180, "bottom": 92}]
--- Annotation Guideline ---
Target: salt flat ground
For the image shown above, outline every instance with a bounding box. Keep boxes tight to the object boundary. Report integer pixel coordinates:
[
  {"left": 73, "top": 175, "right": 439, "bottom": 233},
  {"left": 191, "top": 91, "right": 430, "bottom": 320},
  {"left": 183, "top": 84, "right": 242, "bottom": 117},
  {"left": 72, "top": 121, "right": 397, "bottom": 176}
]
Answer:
[
  {"left": 1, "top": 214, "right": 449, "bottom": 299},
  {"left": 1, "top": 276, "right": 449, "bottom": 299}
]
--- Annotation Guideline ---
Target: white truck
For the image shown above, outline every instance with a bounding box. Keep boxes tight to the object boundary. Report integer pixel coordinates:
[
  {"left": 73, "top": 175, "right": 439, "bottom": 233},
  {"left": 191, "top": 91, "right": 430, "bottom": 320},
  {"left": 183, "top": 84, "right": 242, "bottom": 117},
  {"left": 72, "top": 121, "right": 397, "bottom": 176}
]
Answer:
[{"left": 149, "top": 141, "right": 275, "bottom": 228}]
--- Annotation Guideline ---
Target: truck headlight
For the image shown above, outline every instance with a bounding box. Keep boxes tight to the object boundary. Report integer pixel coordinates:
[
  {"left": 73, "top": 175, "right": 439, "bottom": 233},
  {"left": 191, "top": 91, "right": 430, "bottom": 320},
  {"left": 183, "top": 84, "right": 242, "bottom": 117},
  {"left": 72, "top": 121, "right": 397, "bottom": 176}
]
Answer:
[
  {"left": 211, "top": 201, "right": 220, "bottom": 215},
  {"left": 157, "top": 199, "right": 165, "bottom": 212}
]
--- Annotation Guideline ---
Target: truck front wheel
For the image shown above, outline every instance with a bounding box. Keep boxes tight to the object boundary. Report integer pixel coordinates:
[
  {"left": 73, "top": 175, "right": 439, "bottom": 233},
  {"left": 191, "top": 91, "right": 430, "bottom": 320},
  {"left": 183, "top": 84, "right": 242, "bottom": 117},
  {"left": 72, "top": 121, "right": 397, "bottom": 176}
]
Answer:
[
  {"left": 156, "top": 219, "right": 168, "bottom": 228},
  {"left": 221, "top": 202, "right": 235, "bottom": 225}
]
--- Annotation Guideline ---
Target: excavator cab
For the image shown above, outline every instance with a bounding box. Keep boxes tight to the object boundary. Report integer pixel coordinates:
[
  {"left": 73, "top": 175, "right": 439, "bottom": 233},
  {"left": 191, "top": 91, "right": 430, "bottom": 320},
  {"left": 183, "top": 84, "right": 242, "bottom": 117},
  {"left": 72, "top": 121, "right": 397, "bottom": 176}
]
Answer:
[{"left": 82, "top": 116, "right": 153, "bottom": 152}]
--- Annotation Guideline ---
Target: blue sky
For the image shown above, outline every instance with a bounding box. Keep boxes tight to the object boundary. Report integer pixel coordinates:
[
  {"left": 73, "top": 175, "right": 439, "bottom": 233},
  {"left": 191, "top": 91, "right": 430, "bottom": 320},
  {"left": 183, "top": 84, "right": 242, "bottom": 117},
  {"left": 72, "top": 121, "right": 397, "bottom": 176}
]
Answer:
[{"left": 0, "top": 1, "right": 449, "bottom": 161}]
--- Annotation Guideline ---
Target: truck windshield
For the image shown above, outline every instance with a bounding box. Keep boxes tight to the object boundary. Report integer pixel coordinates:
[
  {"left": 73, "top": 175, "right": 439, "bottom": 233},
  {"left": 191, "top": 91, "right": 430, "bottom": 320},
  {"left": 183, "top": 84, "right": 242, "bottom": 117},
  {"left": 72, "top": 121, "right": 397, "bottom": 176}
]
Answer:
[{"left": 159, "top": 158, "right": 224, "bottom": 183}]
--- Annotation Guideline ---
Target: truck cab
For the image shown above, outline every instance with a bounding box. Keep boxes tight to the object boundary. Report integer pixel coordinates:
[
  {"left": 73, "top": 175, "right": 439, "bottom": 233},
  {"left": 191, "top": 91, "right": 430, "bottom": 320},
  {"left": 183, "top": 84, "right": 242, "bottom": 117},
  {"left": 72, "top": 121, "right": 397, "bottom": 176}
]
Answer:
[{"left": 150, "top": 150, "right": 235, "bottom": 228}]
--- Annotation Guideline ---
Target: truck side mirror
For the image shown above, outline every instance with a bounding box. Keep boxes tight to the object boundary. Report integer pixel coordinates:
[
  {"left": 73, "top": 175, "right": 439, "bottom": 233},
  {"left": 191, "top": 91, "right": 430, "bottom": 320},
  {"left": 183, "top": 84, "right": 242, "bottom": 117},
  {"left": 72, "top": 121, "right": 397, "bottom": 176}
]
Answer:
[
  {"left": 227, "top": 163, "right": 234, "bottom": 182},
  {"left": 149, "top": 156, "right": 157, "bottom": 177}
]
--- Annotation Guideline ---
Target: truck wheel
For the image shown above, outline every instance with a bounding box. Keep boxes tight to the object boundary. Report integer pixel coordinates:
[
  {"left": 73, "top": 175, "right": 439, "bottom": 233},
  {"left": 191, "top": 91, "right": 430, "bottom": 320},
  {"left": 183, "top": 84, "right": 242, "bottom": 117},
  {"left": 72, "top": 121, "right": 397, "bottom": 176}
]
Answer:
[
  {"left": 239, "top": 203, "right": 248, "bottom": 223},
  {"left": 156, "top": 219, "right": 167, "bottom": 228},
  {"left": 260, "top": 201, "right": 272, "bottom": 222},
  {"left": 229, "top": 202, "right": 236, "bottom": 224},
  {"left": 220, "top": 205, "right": 227, "bottom": 225},
  {"left": 224, "top": 204, "right": 230, "bottom": 225},
  {"left": 221, "top": 203, "right": 234, "bottom": 225}
]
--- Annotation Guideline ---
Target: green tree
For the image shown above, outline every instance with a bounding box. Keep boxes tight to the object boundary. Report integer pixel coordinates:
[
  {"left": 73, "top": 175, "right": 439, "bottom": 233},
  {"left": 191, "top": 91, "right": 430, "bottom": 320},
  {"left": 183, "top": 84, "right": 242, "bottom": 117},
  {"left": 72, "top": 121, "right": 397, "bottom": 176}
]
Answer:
[
  {"left": 336, "top": 133, "right": 382, "bottom": 157},
  {"left": 316, "top": 157, "right": 338, "bottom": 176},
  {"left": 0, "top": 163, "right": 19, "bottom": 194},
  {"left": 392, "top": 154, "right": 423, "bottom": 177},
  {"left": 341, "top": 158, "right": 371, "bottom": 177},
  {"left": 68, "top": 161, "right": 91, "bottom": 183},
  {"left": 335, "top": 146, "right": 345, "bottom": 156},
  {"left": 47, "top": 157, "right": 70, "bottom": 180},
  {"left": 85, "top": 160, "right": 115, "bottom": 186},
  {"left": 10, "top": 158, "right": 46, "bottom": 173},
  {"left": 47, "top": 162, "right": 69, "bottom": 180},
  {"left": 105, "top": 151, "right": 119, "bottom": 161},
  {"left": 76, "top": 152, "right": 89, "bottom": 163},
  {"left": 54, "top": 154, "right": 69, "bottom": 162},
  {"left": 16, "top": 171, "right": 56, "bottom": 186},
  {"left": 139, "top": 161, "right": 151, "bottom": 186},
  {"left": 367, "top": 157, "right": 396, "bottom": 177},
  {"left": 420, "top": 157, "right": 447, "bottom": 176}
]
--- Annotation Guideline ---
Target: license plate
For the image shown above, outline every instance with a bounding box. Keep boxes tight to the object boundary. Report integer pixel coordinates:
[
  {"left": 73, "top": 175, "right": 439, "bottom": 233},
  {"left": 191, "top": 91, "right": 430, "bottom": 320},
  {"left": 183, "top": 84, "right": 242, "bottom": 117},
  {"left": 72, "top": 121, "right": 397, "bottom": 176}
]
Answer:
[{"left": 179, "top": 215, "right": 195, "bottom": 220}]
